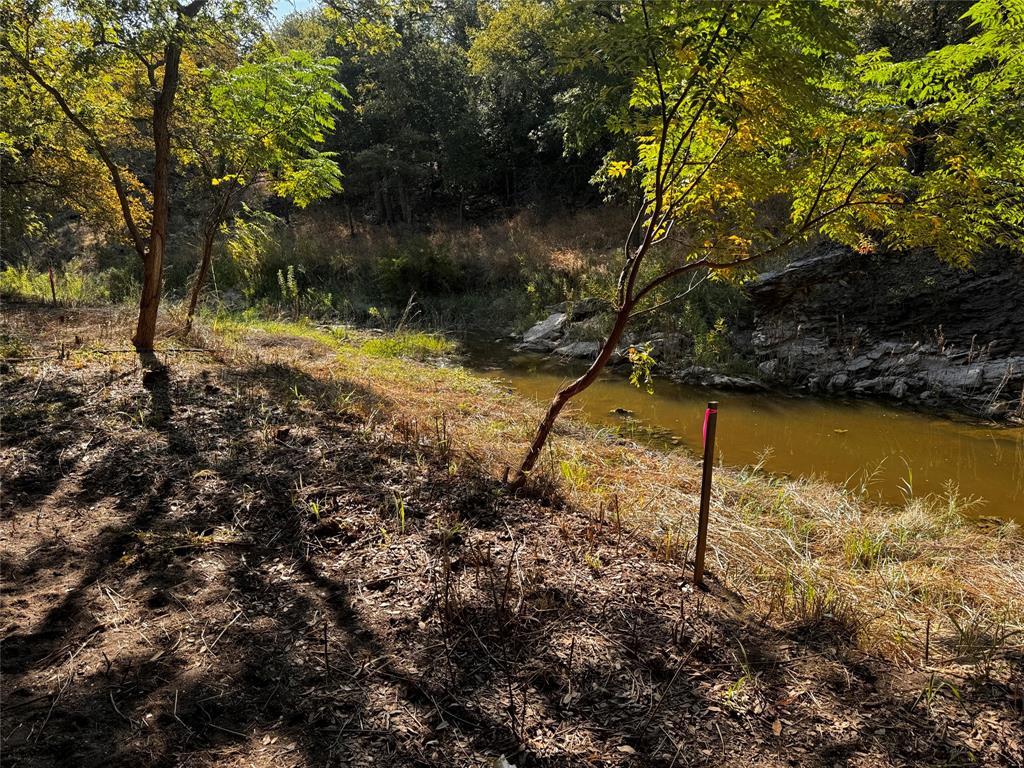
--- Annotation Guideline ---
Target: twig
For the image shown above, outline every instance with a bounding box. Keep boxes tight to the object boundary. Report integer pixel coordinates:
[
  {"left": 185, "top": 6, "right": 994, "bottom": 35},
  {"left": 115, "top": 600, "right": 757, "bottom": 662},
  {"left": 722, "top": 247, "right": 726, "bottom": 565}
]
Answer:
[
  {"left": 323, "top": 619, "right": 331, "bottom": 682},
  {"left": 110, "top": 690, "right": 133, "bottom": 726},
  {"left": 209, "top": 608, "right": 243, "bottom": 650}
]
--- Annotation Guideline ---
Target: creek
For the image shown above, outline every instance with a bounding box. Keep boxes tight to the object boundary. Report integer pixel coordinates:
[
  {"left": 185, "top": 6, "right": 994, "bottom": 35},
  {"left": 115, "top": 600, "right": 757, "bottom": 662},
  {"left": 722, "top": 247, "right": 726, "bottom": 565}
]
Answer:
[{"left": 468, "top": 348, "right": 1024, "bottom": 522}]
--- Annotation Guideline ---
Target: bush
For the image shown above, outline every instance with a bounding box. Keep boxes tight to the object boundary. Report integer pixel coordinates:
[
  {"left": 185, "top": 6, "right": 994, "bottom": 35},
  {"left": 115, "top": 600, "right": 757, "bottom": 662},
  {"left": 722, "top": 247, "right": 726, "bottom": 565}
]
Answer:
[
  {"left": 0, "top": 259, "right": 110, "bottom": 305},
  {"left": 377, "top": 238, "right": 467, "bottom": 301}
]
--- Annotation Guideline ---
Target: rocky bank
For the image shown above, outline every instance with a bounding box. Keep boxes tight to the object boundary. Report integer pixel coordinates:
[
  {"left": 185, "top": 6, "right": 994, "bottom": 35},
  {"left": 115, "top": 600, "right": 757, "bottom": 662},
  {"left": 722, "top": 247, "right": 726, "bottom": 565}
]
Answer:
[
  {"left": 744, "top": 245, "right": 1024, "bottom": 420},
  {"left": 517, "top": 245, "right": 1024, "bottom": 422}
]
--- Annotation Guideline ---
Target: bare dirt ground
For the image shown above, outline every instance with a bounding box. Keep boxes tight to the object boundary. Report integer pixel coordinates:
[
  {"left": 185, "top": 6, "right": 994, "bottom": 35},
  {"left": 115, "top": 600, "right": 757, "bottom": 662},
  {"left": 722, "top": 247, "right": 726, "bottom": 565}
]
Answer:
[{"left": 2, "top": 303, "right": 1021, "bottom": 767}]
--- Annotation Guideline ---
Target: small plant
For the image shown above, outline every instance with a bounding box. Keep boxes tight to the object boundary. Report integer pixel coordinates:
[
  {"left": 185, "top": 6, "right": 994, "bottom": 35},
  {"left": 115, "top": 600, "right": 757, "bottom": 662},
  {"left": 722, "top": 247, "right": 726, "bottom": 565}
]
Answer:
[
  {"left": 277, "top": 264, "right": 301, "bottom": 319},
  {"left": 898, "top": 457, "right": 915, "bottom": 503},
  {"left": 583, "top": 551, "right": 603, "bottom": 572},
  {"left": 656, "top": 523, "right": 688, "bottom": 564},
  {"left": 947, "top": 608, "right": 1023, "bottom": 666},
  {"left": 392, "top": 493, "right": 407, "bottom": 534},
  {"left": 558, "top": 457, "right": 588, "bottom": 493},
  {"left": 913, "top": 673, "right": 961, "bottom": 716},
  {"left": 723, "top": 675, "right": 749, "bottom": 705},
  {"left": 693, "top": 317, "right": 730, "bottom": 367},
  {"left": 626, "top": 343, "right": 656, "bottom": 394},
  {"left": 0, "top": 332, "right": 28, "bottom": 359},
  {"left": 843, "top": 527, "right": 889, "bottom": 569},
  {"left": 303, "top": 287, "right": 335, "bottom": 318},
  {"left": 434, "top": 514, "right": 464, "bottom": 546},
  {"left": 307, "top": 499, "right": 323, "bottom": 522}
]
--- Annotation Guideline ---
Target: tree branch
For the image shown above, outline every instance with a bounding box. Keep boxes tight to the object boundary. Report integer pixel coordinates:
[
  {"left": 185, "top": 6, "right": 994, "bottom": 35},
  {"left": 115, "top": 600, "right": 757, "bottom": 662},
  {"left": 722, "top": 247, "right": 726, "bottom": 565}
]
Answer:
[
  {"left": 628, "top": 269, "right": 711, "bottom": 319},
  {"left": 1, "top": 41, "right": 148, "bottom": 258}
]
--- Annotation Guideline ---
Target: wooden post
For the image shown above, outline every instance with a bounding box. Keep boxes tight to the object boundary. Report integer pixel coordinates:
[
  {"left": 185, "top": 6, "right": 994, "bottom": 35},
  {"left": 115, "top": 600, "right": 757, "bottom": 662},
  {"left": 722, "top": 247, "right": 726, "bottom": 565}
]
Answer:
[
  {"left": 48, "top": 266, "right": 57, "bottom": 304},
  {"left": 694, "top": 401, "right": 718, "bottom": 587}
]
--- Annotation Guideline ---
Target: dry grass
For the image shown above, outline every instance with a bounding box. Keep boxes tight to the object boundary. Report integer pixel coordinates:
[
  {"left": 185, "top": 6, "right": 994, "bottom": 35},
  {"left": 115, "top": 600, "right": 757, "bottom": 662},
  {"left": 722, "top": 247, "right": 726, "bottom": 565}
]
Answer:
[
  {"left": 5, "top": 301, "right": 1021, "bottom": 666},
  {"left": 5, "top": 302, "right": 1023, "bottom": 766},
  {"left": 290, "top": 208, "right": 631, "bottom": 279},
  {"left": 191, "top": 314, "right": 1024, "bottom": 666}
]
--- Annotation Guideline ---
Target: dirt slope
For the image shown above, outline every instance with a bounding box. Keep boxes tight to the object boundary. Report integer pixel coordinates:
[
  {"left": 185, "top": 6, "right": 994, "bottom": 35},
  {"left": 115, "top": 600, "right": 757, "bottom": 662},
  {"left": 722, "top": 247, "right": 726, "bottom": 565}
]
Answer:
[{"left": 1, "top": 304, "right": 1021, "bottom": 767}]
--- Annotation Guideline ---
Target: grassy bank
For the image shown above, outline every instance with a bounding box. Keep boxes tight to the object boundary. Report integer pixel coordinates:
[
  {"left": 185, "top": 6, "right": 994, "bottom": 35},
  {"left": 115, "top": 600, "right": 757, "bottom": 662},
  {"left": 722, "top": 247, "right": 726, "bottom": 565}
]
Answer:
[
  {"left": 4, "top": 210, "right": 751, "bottom": 364},
  {"left": 3, "top": 303, "right": 1022, "bottom": 766},
  {"left": 6, "top": 303, "right": 1021, "bottom": 661},
  {"left": 202, "top": 315, "right": 1023, "bottom": 661}
]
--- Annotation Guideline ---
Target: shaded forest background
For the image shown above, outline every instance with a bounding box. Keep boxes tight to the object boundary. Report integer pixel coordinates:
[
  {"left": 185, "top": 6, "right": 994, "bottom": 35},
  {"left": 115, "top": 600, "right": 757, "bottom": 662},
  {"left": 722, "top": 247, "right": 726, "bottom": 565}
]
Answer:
[{"left": 0, "top": 0, "right": 999, "bottom": 334}]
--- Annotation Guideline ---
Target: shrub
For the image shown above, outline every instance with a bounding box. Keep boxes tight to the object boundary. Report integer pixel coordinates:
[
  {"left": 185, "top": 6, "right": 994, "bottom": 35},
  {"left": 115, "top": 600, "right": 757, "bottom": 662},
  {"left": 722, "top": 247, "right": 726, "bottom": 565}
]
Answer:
[
  {"left": 377, "top": 238, "right": 467, "bottom": 301},
  {"left": 0, "top": 259, "right": 109, "bottom": 305}
]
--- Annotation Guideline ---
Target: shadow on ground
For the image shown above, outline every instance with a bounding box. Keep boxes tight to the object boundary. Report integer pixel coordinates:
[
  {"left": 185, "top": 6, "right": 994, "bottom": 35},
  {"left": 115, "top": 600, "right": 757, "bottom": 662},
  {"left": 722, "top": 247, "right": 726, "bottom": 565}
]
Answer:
[{"left": 1, "top": 309, "right": 1020, "bottom": 767}]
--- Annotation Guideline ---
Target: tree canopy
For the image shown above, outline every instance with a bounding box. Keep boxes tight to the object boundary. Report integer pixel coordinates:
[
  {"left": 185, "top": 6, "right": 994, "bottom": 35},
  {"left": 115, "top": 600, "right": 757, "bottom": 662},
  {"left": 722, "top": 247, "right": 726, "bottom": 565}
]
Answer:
[{"left": 2, "top": 0, "right": 1022, "bottom": 357}]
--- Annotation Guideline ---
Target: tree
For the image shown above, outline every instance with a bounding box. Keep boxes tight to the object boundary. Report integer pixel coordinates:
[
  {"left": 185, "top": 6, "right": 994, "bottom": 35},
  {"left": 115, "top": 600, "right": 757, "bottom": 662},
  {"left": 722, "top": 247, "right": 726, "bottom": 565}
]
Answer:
[
  {"left": 861, "top": 0, "right": 1024, "bottom": 262},
  {"left": 0, "top": 0, "right": 267, "bottom": 352},
  {"left": 510, "top": 0, "right": 1024, "bottom": 486},
  {"left": 0, "top": 39, "right": 130, "bottom": 255},
  {"left": 468, "top": 0, "right": 565, "bottom": 206},
  {"left": 322, "top": 0, "right": 490, "bottom": 224},
  {"left": 177, "top": 49, "right": 346, "bottom": 327}
]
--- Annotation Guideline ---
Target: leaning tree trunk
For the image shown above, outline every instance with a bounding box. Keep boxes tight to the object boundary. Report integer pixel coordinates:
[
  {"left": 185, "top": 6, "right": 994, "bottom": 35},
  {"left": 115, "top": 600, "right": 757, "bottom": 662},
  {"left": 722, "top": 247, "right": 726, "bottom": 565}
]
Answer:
[
  {"left": 184, "top": 226, "right": 216, "bottom": 331},
  {"left": 510, "top": 302, "right": 633, "bottom": 487},
  {"left": 132, "top": 42, "right": 184, "bottom": 352}
]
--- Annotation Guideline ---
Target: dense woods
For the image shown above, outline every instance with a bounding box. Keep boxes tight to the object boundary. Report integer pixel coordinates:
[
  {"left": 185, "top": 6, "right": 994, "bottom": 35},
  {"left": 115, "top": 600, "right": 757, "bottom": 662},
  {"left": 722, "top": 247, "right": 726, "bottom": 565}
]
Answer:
[
  {"left": 2, "top": 2, "right": 1024, "bottom": 766},
  {"left": 3, "top": 1, "right": 1022, "bottom": 314}
]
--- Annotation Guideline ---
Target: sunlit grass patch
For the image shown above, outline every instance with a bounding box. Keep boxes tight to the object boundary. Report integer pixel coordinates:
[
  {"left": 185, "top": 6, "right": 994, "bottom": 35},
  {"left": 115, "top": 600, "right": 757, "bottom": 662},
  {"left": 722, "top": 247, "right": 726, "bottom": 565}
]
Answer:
[
  {"left": 843, "top": 526, "right": 892, "bottom": 569},
  {"left": 0, "top": 260, "right": 112, "bottom": 305},
  {"left": 359, "top": 331, "right": 452, "bottom": 359}
]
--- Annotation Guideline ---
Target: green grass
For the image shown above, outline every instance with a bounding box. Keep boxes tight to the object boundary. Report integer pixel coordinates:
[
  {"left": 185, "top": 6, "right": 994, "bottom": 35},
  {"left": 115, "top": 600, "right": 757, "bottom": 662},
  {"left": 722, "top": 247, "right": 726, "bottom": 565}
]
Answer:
[
  {"left": 843, "top": 527, "right": 891, "bottom": 569},
  {"left": 209, "top": 312, "right": 453, "bottom": 362},
  {"left": 0, "top": 261, "right": 113, "bottom": 306},
  {"left": 360, "top": 332, "right": 453, "bottom": 359},
  {"left": 210, "top": 314, "right": 348, "bottom": 349}
]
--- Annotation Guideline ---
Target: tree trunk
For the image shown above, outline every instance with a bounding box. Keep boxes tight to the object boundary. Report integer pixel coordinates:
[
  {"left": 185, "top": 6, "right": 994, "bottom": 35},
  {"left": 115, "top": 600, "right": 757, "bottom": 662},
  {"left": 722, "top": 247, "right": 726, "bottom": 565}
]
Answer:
[
  {"left": 382, "top": 179, "right": 394, "bottom": 224},
  {"left": 510, "top": 303, "right": 633, "bottom": 487},
  {"left": 185, "top": 226, "right": 216, "bottom": 331},
  {"left": 132, "top": 42, "right": 184, "bottom": 352}
]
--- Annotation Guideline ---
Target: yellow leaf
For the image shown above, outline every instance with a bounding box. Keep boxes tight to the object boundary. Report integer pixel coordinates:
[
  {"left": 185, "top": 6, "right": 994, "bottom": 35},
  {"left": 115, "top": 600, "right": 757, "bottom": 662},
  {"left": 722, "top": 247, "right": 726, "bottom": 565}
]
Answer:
[{"left": 607, "top": 161, "right": 632, "bottom": 179}]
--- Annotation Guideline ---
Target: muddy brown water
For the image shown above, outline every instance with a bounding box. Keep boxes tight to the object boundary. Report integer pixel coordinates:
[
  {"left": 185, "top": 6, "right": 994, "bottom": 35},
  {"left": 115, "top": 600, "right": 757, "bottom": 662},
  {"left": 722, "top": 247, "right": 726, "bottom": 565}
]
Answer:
[{"left": 468, "top": 349, "right": 1024, "bottom": 522}]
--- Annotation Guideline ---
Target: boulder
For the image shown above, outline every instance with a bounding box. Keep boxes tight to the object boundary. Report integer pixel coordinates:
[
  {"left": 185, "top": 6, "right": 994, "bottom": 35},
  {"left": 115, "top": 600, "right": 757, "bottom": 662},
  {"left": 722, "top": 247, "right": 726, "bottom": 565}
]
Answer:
[
  {"left": 853, "top": 376, "right": 896, "bottom": 394},
  {"left": 515, "top": 338, "right": 557, "bottom": 353},
  {"left": 553, "top": 341, "right": 600, "bottom": 360},
  {"left": 546, "top": 297, "right": 611, "bottom": 321},
  {"left": 847, "top": 356, "right": 874, "bottom": 373},
  {"left": 522, "top": 312, "right": 567, "bottom": 345},
  {"left": 828, "top": 372, "right": 849, "bottom": 391}
]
